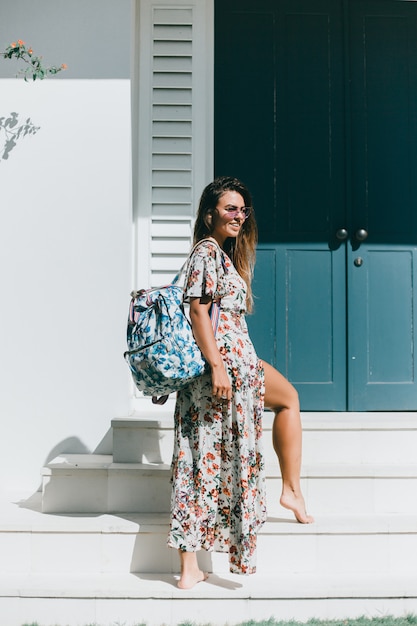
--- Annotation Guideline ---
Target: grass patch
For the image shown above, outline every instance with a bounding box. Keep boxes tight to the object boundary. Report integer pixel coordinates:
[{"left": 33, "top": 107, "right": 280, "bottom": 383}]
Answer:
[
  {"left": 235, "top": 618, "right": 417, "bottom": 626},
  {"left": 21, "top": 617, "right": 417, "bottom": 626},
  {"left": 22, "top": 615, "right": 417, "bottom": 626}
]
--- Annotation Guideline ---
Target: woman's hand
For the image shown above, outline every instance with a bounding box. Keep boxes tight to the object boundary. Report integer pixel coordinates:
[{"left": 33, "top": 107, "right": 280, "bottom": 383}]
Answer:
[{"left": 211, "top": 361, "right": 232, "bottom": 401}]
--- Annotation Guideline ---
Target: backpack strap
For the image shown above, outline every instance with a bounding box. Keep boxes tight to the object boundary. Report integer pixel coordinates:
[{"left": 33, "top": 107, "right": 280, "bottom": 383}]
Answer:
[{"left": 172, "top": 238, "right": 227, "bottom": 286}]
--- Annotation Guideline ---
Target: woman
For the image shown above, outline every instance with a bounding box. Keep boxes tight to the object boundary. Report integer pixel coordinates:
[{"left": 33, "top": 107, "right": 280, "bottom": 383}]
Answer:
[{"left": 168, "top": 176, "right": 313, "bottom": 590}]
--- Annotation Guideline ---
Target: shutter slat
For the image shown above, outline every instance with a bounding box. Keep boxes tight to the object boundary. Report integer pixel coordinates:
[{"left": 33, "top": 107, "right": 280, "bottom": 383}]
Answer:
[
  {"left": 152, "top": 153, "right": 192, "bottom": 168},
  {"left": 153, "top": 72, "right": 192, "bottom": 88},
  {"left": 153, "top": 25, "right": 192, "bottom": 40},
  {"left": 151, "top": 219, "right": 193, "bottom": 238},
  {"left": 152, "top": 170, "right": 192, "bottom": 186},
  {"left": 153, "top": 57, "right": 192, "bottom": 72},
  {"left": 153, "top": 104, "right": 192, "bottom": 121},
  {"left": 152, "top": 204, "right": 192, "bottom": 215},
  {"left": 153, "top": 120, "right": 192, "bottom": 136},
  {"left": 151, "top": 240, "right": 191, "bottom": 254},
  {"left": 153, "top": 89, "right": 192, "bottom": 105},
  {"left": 152, "top": 136, "right": 192, "bottom": 153},
  {"left": 153, "top": 40, "right": 192, "bottom": 55},
  {"left": 152, "top": 187, "right": 192, "bottom": 203},
  {"left": 153, "top": 8, "right": 193, "bottom": 24}
]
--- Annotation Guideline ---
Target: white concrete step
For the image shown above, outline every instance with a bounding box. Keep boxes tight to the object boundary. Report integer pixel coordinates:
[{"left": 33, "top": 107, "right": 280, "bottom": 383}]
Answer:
[
  {"left": 112, "top": 410, "right": 417, "bottom": 466},
  {"left": 41, "top": 453, "right": 417, "bottom": 516},
  {"left": 4, "top": 495, "right": 417, "bottom": 577},
  {"left": 2, "top": 494, "right": 417, "bottom": 625},
  {"left": 1, "top": 571, "right": 417, "bottom": 626},
  {"left": 42, "top": 455, "right": 172, "bottom": 514}
]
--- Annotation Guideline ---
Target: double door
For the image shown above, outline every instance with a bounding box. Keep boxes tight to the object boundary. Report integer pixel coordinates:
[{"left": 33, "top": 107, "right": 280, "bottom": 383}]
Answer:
[{"left": 215, "top": 0, "right": 417, "bottom": 410}]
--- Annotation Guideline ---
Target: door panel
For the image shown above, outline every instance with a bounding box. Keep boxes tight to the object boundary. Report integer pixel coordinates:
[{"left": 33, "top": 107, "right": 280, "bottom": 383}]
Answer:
[
  {"left": 250, "top": 244, "right": 347, "bottom": 410},
  {"left": 276, "top": 4, "right": 345, "bottom": 242},
  {"left": 214, "top": 4, "right": 277, "bottom": 239},
  {"left": 350, "top": 1, "right": 417, "bottom": 243},
  {"left": 348, "top": 246, "right": 417, "bottom": 409},
  {"left": 215, "top": 0, "right": 345, "bottom": 243}
]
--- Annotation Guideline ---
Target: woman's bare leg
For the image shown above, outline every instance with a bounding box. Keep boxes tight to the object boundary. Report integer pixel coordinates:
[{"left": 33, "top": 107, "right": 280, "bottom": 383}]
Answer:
[
  {"left": 262, "top": 361, "right": 314, "bottom": 524},
  {"left": 177, "top": 550, "right": 208, "bottom": 589}
]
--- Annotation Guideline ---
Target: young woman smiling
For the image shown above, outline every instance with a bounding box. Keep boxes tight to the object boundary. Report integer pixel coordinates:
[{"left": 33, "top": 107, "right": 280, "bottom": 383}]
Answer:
[{"left": 168, "top": 176, "right": 313, "bottom": 590}]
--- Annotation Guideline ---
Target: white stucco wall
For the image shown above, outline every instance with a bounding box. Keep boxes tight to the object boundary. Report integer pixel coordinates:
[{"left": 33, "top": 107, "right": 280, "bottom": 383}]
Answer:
[
  {"left": 0, "top": 78, "right": 132, "bottom": 497},
  {"left": 0, "top": 0, "right": 132, "bottom": 496},
  {"left": 0, "top": 2, "right": 132, "bottom": 497}
]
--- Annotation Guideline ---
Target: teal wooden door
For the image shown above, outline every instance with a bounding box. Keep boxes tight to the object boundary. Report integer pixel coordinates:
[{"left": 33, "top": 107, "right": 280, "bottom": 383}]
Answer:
[{"left": 215, "top": 0, "right": 417, "bottom": 410}]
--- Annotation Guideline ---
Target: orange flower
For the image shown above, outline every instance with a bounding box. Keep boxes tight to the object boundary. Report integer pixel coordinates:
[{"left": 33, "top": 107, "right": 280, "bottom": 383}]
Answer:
[
  {"left": 17, "top": 39, "right": 25, "bottom": 46},
  {"left": 28, "top": 48, "right": 33, "bottom": 55},
  {"left": 61, "top": 63, "right": 67, "bottom": 70},
  {"left": 10, "top": 42, "right": 16, "bottom": 48}
]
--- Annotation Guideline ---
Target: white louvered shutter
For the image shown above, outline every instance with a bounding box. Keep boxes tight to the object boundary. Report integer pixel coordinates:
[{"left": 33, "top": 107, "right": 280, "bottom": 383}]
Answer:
[{"left": 133, "top": 0, "right": 214, "bottom": 289}]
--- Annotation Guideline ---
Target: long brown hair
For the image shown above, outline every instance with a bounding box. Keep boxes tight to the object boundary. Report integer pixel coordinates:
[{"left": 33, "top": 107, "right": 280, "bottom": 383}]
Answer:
[{"left": 193, "top": 176, "right": 258, "bottom": 312}]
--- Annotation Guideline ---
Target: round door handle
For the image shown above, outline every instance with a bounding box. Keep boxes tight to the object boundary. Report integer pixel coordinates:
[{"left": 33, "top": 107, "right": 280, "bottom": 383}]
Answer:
[
  {"left": 336, "top": 228, "right": 349, "bottom": 241},
  {"left": 354, "top": 257, "right": 364, "bottom": 267},
  {"left": 355, "top": 228, "right": 368, "bottom": 242}
]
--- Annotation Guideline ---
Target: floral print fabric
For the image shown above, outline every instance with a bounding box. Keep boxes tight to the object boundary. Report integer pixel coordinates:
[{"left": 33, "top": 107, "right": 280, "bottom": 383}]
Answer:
[{"left": 167, "top": 239, "right": 267, "bottom": 575}]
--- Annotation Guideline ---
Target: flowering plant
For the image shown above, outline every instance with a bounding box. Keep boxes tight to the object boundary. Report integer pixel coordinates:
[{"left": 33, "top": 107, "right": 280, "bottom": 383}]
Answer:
[{"left": 2, "top": 39, "right": 67, "bottom": 81}]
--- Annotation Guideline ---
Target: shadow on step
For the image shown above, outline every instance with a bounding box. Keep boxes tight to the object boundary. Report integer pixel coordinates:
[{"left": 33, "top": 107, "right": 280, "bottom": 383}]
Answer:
[{"left": 136, "top": 572, "right": 243, "bottom": 590}]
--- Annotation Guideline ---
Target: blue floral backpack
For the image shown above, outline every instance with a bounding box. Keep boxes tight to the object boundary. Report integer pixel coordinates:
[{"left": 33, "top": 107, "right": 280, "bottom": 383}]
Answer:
[{"left": 124, "top": 241, "right": 222, "bottom": 404}]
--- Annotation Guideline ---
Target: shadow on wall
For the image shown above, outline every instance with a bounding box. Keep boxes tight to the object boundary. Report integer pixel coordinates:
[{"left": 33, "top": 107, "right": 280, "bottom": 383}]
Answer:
[
  {"left": 0, "top": 111, "right": 40, "bottom": 161},
  {"left": 18, "top": 430, "right": 113, "bottom": 504},
  {"left": 14, "top": 426, "right": 246, "bottom": 588}
]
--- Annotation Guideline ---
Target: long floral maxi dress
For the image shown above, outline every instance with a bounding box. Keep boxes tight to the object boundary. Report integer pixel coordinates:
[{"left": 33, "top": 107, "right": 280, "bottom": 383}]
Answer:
[{"left": 167, "top": 239, "right": 267, "bottom": 575}]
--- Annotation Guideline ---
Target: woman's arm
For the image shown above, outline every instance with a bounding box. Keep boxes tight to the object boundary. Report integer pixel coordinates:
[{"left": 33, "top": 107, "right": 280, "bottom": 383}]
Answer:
[{"left": 189, "top": 297, "right": 232, "bottom": 401}]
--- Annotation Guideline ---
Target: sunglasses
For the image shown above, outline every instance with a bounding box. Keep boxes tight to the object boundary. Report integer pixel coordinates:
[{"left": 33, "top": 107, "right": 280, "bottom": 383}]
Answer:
[{"left": 222, "top": 205, "right": 252, "bottom": 221}]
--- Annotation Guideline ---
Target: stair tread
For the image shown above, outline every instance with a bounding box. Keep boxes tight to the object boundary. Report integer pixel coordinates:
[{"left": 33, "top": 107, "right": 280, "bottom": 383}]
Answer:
[
  {"left": 42, "top": 453, "right": 417, "bottom": 477},
  {"left": 116, "top": 410, "right": 417, "bottom": 430},
  {"left": 42, "top": 454, "right": 171, "bottom": 472},
  {"left": 1, "top": 571, "right": 416, "bottom": 599},
  {"left": 2, "top": 496, "right": 417, "bottom": 534}
]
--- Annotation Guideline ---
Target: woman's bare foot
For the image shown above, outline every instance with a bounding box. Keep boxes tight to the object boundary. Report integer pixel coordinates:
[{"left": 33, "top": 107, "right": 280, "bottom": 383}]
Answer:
[
  {"left": 280, "top": 491, "right": 314, "bottom": 524},
  {"left": 177, "top": 550, "right": 209, "bottom": 589},
  {"left": 177, "top": 569, "right": 208, "bottom": 590}
]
